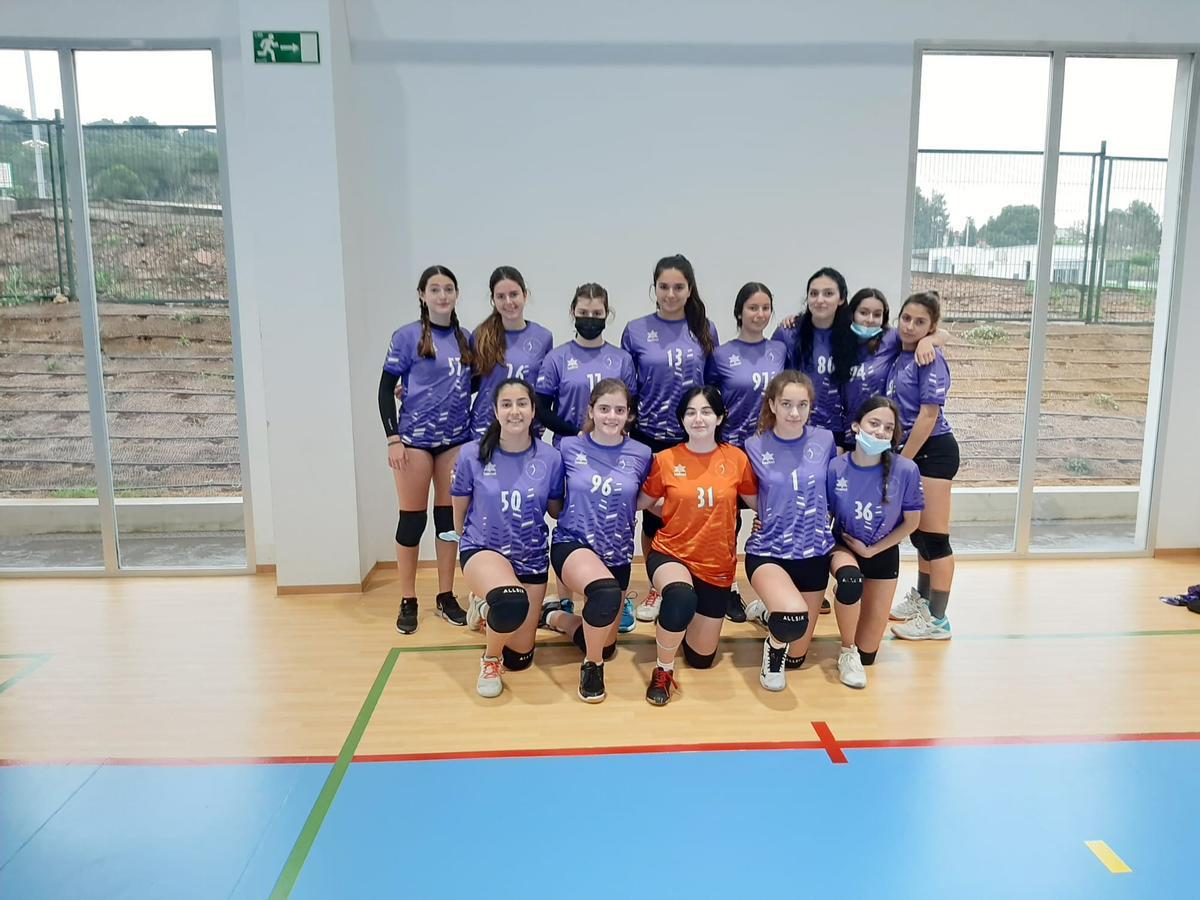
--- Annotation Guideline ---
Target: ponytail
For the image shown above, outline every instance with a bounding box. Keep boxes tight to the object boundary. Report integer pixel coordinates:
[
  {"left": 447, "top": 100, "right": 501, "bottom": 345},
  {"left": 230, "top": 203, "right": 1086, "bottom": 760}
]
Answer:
[{"left": 417, "top": 302, "right": 435, "bottom": 358}]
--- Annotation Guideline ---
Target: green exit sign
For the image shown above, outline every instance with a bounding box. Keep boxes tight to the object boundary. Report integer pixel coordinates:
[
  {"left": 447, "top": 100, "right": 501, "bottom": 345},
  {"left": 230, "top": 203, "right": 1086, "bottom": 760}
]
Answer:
[{"left": 253, "top": 31, "right": 320, "bottom": 64}]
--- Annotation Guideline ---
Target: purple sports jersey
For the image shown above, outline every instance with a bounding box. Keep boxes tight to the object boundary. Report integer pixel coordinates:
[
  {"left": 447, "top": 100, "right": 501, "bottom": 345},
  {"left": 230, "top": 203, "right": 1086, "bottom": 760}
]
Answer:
[
  {"left": 827, "top": 453, "right": 925, "bottom": 547},
  {"left": 772, "top": 322, "right": 846, "bottom": 440},
  {"left": 469, "top": 322, "right": 555, "bottom": 438},
  {"left": 621, "top": 313, "right": 718, "bottom": 442},
  {"left": 843, "top": 329, "right": 902, "bottom": 430},
  {"left": 382, "top": 321, "right": 473, "bottom": 448},
  {"left": 743, "top": 426, "right": 837, "bottom": 559},
  {"left": 553, "top": 435, "right": 653, "bottom": 567},
  {"left": 451, "top": 440, "right": 564, "bottom": 578},
  {"left": 886, "top": 348, "right": 953, "bottom": 439},
  {"left": 704, "top": 338, "right": 788, "bottom": 447},
  {"left": 535, "top": 341, "right": 637, "bottom": 447}
]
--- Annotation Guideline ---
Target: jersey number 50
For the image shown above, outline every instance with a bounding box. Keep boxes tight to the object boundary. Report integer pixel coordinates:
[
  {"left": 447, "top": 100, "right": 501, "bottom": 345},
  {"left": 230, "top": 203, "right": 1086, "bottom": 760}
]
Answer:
[{"left": 500, "top": 490, "right": 523, "bottom": 513}]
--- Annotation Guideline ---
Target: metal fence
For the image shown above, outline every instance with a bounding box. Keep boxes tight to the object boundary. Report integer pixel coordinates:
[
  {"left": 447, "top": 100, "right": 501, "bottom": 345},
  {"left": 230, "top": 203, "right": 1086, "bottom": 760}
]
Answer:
[
  {"left": 912, "top": 146, "right": 1167, "bottom": 324},
  {"left": 0, "top": 117, "right": 226, "bottom": 305}
]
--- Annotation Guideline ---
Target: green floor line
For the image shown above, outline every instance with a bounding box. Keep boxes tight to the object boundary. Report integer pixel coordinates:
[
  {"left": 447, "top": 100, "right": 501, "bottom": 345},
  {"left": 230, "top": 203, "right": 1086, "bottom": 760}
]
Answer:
[
  {"left": 269, "top": 647, "right": 399, "bottom": 899},
  {"left": 0, "top": 654, "right": 52, "bottom": 695}
]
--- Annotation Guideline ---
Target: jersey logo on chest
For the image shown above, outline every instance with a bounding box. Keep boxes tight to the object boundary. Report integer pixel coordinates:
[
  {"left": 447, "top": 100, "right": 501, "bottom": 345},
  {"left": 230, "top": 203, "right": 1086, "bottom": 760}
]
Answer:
[
  {"left": 567, "top": 358, "right": 580, "bottom": 370},
  {"left": 646, "top": 330, "right": 659, "bottom": 343},
  {"left": 729, "top": 353, "right": 742, "bottom": 367},
  {"left": 673, "top": 464, "right": 687, "bottom": 477},
  {"left": 761, "top": 451, "right": 775, "bottom": 465},
  {"left": 835, "top": 477, "right": 849, "bottom": 493}
]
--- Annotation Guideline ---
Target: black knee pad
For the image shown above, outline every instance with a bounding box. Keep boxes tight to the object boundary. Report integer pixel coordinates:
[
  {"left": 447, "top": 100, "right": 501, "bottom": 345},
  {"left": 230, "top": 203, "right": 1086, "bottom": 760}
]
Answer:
[
  {"left": 485, "top": 585, "right": 529, "bottom": 634},
  {"left": 767, "top": 610, "right": 810, "bottom": 644},
  {"left": 910, "top": 529, "right": 928, "bottom": 560},
  {"left": 834, "top": 566, "right": 864, "bottom": 605},
  {"left": 603, "top": 642, "right": 616, "bottom": 661},
  {"left": 581, "top": 578, "right": 622, "bottom": 628},
  {"left": 682, "top": 640, "right": 717, "bottom": 669},
  {"left": 502, "top": 646, "right": 534, "bottom": 671},
  {"left": 785, "top": 653, "right": 806, "bottom": 670},
  {"left": 658, "top": 582, "right": 698, "bottom": 632},
  {"left": 572, "top": 628, "right": 617, "bottom": 661},
  {"left": 922, "top": 532, "right": 952, "bottom": 560},
  {"left": 395, "top": 510, "right": 427, "bottom": 547},
  {"left": 642, "top": 511, "right": 663, "bottom": 540},
  {"left": 433, "top": 505, "right": 455, "bottom": 540},
  {"left": 859, "top": 648, "right": 878, "bottom": 666}
]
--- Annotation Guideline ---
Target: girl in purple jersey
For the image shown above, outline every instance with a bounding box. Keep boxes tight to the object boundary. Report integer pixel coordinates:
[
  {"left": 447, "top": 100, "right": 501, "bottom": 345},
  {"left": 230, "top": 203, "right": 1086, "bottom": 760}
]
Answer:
[
  {"left": 740, "top": 372, "right": 837, "bottom": 693},
  {"left": 704, "top": 282, "right": 788, "bottom": 623},
  {"left": 826, "top": 396, "right": 924, "bottom": 688},
  {"left": 842, "top": 288, "right": 945, "bottom": 448},
  {"left": 380, "top": 265, "right": 474, "bottom": 635},
  {"left": 469, "top": 266, "right": 554, "bottom": 439},
  {"left": 453, "top": 379, "right": 564, "bottom": 699},
  {"left": 539, "top": 379, "right": 653, "bottom": 703},
  {"left": 622, "top": 254, "right": 719, "bottom": 624},
  {"left": 772, "top": 267, "right": 858, "bottom": 449},
  {"left": 885, "top": 292, "right": 959, "bottom": 641}
]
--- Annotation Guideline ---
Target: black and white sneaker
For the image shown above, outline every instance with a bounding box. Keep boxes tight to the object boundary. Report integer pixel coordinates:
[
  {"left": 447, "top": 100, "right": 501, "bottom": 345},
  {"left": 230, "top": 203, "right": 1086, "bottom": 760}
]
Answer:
[
  {"left": 578, "top": 661, "right": 606, "bottom": 703},
  {"left": 436, "top": 592, "right": 467, "bottom": 626},
  {"left": 645, "top": 666, "right": 679, "bottom": 706},
  {"left": 725, "top": 583, "right": 747, "bottom": 623},
  {"left": 395, "top": 598, "right": 419, "bottom": 634}
]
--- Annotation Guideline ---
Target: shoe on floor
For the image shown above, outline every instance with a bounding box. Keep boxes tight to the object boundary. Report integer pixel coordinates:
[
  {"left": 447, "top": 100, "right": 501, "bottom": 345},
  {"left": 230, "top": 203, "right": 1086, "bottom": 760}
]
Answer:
[
  {"left": 635, "top": 588, "right": 662, "bottom": 622},
  {"left": 395, "top": 597, "right": 418, "bottom": 634},
  {"left": 726, "top": 584, "right": 747, "bottom": 623},
  {"left": 436, "top": 592, "right": 467, "bottom": 626},
  {"left": 466, "top": 593, "right": 487, "bottom": 633},
  {"left": 645, "top": 665, "right": 679, "bottom": 706},
  {"left": 759, "top": 639, "right": 787, "bottom": 692},
  {"left": 890, "top": 586, "right": 925, "bottom": 621},
  {"left": 618, "top": 595, "right": 637, "bottom": 633},
  {"left": 744, "top": 598, "right": 768, "bottom": 629},
  {"left": 578, "top": 660, "right": 606, "bottom": 703},
  {"left": 837, "top": 645, "right": 867, "bottom": 688},
  {"left": 477, "top": 655, "right": 504, "bottom": 698},
  {"left": 891, "top": 607, "right": 952, "bottom": 641},
  {"left": 820, "top": 597, "right": 831, "bottom": 614}
]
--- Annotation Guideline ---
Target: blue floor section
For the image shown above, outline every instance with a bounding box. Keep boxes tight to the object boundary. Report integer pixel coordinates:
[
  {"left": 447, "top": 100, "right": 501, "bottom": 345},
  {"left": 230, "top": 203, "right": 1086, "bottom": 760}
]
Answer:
[{"left": 2, "top": 742, "right": 1197, "bottom": 899}]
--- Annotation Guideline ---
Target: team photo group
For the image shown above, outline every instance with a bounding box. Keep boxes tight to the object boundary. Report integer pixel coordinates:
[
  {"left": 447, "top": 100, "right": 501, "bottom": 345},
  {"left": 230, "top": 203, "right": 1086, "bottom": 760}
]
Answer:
[{"left": 379, "top": 254, "right": 960, "bottom": 705}]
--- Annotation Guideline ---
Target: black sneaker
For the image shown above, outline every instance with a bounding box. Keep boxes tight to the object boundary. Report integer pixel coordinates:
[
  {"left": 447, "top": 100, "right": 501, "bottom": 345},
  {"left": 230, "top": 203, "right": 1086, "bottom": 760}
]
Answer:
[
  {"left": 578, "top": 661, "right": 606, "bottom": 703},
  {"left": 395, "top": 598, "right": 419, "bottom": 634},
  {"left": 820, "top": 597, "right": 832, "bottom": 614},
  {"left": 645, "top": 665, "right": 678, "bottom": 706},
  {"left": 725, "top": 588, "right": 747, "bottom": 623},
  {"left": 436, "top": 592, "right": 467, "bottom": 626}
]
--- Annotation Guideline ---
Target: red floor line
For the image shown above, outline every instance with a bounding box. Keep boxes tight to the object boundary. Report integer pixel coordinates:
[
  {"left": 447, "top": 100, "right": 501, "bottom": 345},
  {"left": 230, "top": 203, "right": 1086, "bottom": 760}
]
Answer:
[
  {"left": 811, "top": 721, "right": 849, "bottom": 764},
  {"left": 3, "top": 730, "right": 1199, "bottom": 767}
]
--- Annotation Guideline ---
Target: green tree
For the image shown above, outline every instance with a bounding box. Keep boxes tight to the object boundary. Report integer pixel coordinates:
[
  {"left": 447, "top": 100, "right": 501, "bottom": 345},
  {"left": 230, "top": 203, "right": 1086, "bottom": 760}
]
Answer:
[
  {"left": 91, "top": 163, "right": 148, "bottom": 201},
  {"left": 914, "top": 187, "right": 951, "bottom": 248},
  {"left": 978, "top": 204, "right": 1041, "bottom": 247},
  {"left": 1105, "top": 200, "right": 1161, "bottom": 253},
  {"left": 0, "top": 104, "right": 27, "bottom": 121}
]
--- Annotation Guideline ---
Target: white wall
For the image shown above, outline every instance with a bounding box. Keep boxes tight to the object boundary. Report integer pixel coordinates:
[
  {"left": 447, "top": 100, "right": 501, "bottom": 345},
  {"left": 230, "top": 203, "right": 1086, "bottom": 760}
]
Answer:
[{"left": 4, "top": 0, "right": 1199, "bottom": 583}]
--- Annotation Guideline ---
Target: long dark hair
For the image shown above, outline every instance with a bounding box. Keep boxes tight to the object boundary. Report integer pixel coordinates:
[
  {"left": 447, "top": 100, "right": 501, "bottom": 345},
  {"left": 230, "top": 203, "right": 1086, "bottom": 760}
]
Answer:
[
  {"left": 797, "top": 266, "right": 856, "bottom": 385},
  {"left": 848, "top": 287, "right": 889, "bottom": 357},
  {"left": 852, "top": 395, "right": 903, "bottom": 505},
  {"left": 416, "top": 265, "right": 473, "bottom": 363},
  {"left": 757, "top": 370, "right": 815, "bottom": 435},
  {"left": 675, "top": 384, "right": 726, "bottom": 443},
  {"left": 474, "top": 266, "right": 527, "bottom": 377},
  {"left": 478, "top": 377, "right": 538, "bottom": 464},
  {"left": 734, "top": 281, "right": 773, "bottom": 328},
  {"left": 654, "top": 254, "right": 715, "bottom": 356}
]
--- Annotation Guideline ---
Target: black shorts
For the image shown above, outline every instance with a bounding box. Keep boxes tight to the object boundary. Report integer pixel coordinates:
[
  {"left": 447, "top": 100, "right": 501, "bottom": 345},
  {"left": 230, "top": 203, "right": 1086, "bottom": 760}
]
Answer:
[
  {"left": 630, "top": 428, "right": 682, "bottom": 456},
  {"left": 833, "top": 543, "right": 900, "bottom": 580},
  {"left": 459, "top": 547, "right": 549, "bottom": 585},
  {"left": 909, "top": 431, "right": 959, "bottom": 480},
  {"left": 550, "top": 541, "right": 631, "bottom": 592},
  {"left": 406, "top": 439, "right": 467, "bottom": 459},
  {"left": 644, "top": 550, "right": 731, "bottom": 619},
  {"left": 744, "top": 553, "right": 832, "bottom": 593}
]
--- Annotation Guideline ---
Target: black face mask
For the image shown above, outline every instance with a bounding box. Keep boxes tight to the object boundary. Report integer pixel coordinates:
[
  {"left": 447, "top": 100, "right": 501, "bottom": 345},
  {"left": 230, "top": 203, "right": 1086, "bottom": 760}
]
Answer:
[{"left": 575, "top": 316, "right": 606, "bottom": 340}]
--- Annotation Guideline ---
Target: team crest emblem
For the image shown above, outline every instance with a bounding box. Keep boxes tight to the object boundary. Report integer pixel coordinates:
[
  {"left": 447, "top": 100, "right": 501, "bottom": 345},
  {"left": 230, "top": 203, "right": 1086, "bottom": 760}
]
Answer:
[
  {"left": 646, "top": 330, "right": 659, "bottom": 343},
  {"left": 526, "top": 460, "right": 548, "bottom": 480},
  {"left": 567, "top": 358, "right": 580, "bottom": 371},
  {"left": 761, "top": 451, "right": 775, "bottom": 465},
  {"left": 767, "top": 349, "right": 778, "bottom": 362},
  {"left": 835, "top": 477, "right": 849, "bottom": 493},
  {"left": 483, "top": 462, "right": 498, "bottom": 477},
  {"left": 673, "top": 464, "right": 687, "bottom": 477},
  {"left": 729, "top": 354, "right": 742, "bottom": 367}
]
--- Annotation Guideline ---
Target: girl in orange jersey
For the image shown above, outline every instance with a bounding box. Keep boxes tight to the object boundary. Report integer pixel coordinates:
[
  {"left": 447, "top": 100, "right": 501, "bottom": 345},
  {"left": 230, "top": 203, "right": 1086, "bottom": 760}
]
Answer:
[{"left": 635, "top": 385, "right": 758, "bottom": 706}]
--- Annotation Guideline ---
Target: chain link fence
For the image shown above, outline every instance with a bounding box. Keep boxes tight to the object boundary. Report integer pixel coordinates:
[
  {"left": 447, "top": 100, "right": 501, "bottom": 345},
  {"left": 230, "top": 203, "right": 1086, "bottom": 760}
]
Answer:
[{"left": 912, "top": 147, "right": 1166, "bottom": 324}]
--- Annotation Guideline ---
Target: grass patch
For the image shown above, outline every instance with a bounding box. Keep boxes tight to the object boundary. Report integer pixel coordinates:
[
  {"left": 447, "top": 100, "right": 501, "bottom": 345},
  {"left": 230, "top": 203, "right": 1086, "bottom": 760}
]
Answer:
[
  {"left": 1092, "top": 393, "right": 1120, "bottom": 411},
  {"left": 52, "top": 487, "right": 98, "bottom": 499},
  {"left": 1065, "top": 457, "right": 1093, "bottom": 476},
  {"left": 962, "top": 324, "right": 1009, "bottom": 345}
]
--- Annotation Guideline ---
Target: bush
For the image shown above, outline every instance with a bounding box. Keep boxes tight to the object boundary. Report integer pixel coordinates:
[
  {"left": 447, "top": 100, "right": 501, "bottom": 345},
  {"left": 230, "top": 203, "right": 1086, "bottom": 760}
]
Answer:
[
  {"left": 962, "top": 324, "right": 1009, "bottom": 345},
  {"left": 91, "top": 164, "right": 148, "bottom": 201}
]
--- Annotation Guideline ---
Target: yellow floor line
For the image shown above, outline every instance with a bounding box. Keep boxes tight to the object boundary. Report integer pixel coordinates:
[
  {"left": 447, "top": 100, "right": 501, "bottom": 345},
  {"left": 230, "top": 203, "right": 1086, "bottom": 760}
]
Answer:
[{"left": 1085, "top": 840, "right": 1132, "bottom": 874}]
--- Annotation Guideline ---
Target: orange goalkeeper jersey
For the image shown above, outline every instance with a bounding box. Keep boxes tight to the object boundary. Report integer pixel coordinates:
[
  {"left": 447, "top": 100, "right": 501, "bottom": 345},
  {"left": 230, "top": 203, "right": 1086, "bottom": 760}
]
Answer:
[{"left": 641, "top": 443, "right": 757, "bottom": 588}]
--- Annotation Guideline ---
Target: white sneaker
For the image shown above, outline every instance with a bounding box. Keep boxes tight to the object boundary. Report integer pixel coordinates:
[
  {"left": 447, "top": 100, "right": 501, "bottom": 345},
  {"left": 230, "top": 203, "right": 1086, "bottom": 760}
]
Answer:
[
  {"left": 838, "top": 645, "right": 867, "bottom": 688},
  {"left": 759, "top": 638, "right": 787, "bottom": 692},
  {"left": 466, "top": 593, "right": 487, "bottom": 633},
  {"left": 476, "top": 655, "right": 503, "bottom": 698},
  {"left": 744, "top": 598, "right": 769, "bottom": 629},
  {"left": 635, "top": 588, "right": 661, "bottom": 622},
  {"left": 889, "top": 587, "right": 926, "bottom": 621},
  {"left": 891, "top": 607, "right": 952, "bottom": 641}
]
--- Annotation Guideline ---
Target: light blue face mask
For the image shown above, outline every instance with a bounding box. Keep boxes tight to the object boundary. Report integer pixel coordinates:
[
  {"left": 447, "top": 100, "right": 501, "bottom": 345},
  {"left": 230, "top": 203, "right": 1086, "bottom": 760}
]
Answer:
[
  {"left": 855, "top": 430, "right": 892, "bottom": 455},
  {"left": 851, "top": 322, "right": 883, "bottom": 339}
]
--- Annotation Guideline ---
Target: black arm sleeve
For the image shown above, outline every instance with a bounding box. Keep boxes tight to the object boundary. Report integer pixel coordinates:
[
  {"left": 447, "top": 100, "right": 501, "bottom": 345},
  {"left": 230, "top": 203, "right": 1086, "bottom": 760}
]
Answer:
[
  {"left": 536, "top": 392, "right": 579, "bottom": 438},
  {"left": 379, "top": 370, "right": 400, "bottom": 437}
]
